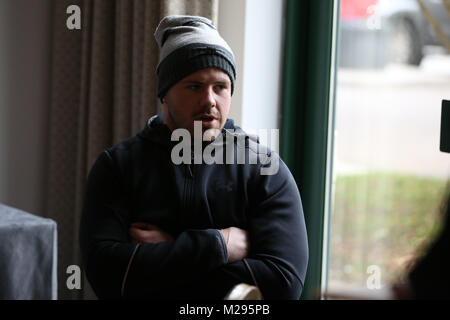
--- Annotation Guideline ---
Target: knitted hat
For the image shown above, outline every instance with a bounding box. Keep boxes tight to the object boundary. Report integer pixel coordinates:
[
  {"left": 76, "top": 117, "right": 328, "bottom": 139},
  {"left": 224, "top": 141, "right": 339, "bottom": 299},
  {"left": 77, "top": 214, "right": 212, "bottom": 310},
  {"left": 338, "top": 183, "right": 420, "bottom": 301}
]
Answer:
[{"left": 154, "top": 15, "right": 236, "bottom": 99}]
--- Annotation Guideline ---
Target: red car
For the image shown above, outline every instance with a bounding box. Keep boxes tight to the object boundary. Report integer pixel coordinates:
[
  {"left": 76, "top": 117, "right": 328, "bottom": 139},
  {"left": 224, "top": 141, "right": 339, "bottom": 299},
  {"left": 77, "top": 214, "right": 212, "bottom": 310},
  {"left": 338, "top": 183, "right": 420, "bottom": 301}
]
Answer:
[{"left": 340, "top": 0, "right": 450, "bottom": 67}]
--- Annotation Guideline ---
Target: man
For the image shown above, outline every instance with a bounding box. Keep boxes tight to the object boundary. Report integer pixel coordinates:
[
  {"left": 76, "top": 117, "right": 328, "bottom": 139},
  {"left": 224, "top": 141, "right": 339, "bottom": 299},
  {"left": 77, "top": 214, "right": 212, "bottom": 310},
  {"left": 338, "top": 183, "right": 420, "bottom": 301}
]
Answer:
[{"left": 80, "top": 15, "right": 308, "bottom": 299}]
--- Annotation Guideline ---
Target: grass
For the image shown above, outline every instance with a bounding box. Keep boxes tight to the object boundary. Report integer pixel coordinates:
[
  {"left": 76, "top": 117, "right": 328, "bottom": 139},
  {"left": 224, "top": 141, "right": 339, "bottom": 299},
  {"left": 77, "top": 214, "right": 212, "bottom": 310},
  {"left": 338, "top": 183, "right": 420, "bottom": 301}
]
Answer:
[{"left": 328, "top": 172, "right": 449, "bottom": 288}]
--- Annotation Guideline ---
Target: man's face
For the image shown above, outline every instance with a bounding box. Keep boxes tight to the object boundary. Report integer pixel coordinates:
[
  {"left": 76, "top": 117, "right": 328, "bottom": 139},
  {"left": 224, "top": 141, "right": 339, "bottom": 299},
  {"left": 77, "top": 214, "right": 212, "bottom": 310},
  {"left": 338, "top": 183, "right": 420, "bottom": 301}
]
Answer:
[{"left": 162, "top": 67, "right": 232, "bottom": 139}]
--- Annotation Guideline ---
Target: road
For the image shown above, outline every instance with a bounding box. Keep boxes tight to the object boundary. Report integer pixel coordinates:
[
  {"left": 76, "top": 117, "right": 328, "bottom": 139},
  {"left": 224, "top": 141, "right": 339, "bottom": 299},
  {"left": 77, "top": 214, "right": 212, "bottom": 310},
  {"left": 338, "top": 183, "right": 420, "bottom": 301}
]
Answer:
[{"left": 334, "top": 53, "right": 450, "bottom": 179}]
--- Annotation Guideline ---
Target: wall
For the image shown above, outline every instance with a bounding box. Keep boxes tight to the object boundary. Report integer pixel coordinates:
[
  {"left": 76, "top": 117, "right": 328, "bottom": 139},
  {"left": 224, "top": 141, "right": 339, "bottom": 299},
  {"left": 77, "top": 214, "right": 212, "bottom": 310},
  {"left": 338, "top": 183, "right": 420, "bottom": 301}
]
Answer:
[
  {"left": 218, "top": 0, "right": 246, "bottom": 127},
  {"left": 0, "top": 0, "right": 52, "bottom": 216},
  {"left": 218, "top": 0, "right": 285, "bottom": 133}
]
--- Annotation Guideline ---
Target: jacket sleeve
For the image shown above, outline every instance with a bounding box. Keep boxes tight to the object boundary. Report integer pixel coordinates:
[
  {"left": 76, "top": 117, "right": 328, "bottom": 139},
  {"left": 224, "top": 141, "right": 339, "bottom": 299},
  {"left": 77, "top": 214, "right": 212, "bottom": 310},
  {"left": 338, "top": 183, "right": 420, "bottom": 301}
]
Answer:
[
  {"left": 79, "top": 151, "right": 228, "bottom": 299},
  {"left": 244, "top": 153, "right": 309, "bottom": 299}
]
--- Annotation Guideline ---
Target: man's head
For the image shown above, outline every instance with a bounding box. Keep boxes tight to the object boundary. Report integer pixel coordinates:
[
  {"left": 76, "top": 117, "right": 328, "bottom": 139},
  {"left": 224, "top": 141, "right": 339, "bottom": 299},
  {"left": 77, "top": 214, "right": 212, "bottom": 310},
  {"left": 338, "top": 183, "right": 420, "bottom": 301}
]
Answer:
[
  {"left": 154, "top": 15, "right": 236, "bottom": 136},
  {"left": 162, "top": 67, "right": 231, "bottom": 139}
]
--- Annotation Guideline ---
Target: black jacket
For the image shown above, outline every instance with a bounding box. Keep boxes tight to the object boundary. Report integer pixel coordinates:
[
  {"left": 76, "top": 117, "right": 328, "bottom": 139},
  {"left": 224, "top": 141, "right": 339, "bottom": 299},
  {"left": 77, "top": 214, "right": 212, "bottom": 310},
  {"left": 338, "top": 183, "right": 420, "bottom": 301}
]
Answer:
[{"left": 79, "top": 114, "right": 308, "bottom": 299}]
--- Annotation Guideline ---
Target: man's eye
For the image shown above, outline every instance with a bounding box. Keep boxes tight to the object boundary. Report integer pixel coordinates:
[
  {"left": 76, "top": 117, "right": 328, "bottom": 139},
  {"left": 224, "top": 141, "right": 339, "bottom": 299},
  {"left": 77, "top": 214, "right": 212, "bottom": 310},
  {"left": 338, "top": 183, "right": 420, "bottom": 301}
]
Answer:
[{"left": 188, "top": 85, "right": 201, "bottom": 90}]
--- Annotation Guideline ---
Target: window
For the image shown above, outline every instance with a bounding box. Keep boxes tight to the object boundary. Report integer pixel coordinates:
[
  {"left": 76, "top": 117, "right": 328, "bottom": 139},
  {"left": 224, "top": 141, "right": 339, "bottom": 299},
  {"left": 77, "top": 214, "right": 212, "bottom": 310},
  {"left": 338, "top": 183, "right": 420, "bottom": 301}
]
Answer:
[{"left": 325, "top": 0, "right": 450, "bottom": 296}]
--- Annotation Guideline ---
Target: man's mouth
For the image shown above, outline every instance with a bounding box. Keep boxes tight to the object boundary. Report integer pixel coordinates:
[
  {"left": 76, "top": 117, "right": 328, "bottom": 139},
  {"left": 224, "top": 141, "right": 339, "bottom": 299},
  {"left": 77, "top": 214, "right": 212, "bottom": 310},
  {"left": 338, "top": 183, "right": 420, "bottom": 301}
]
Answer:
[
  {"left": 197, "top": 114, "right": 216, "bottom": 121},
  {"left": 196, "top": 114, "right": 218, "bottom": 126}
]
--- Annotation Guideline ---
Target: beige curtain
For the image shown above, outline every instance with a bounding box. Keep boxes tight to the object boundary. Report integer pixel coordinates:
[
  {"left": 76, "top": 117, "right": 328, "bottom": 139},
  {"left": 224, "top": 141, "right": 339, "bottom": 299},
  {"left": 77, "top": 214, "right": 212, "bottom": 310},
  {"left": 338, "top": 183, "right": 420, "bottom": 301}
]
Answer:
[{"left": 46, "top": 0, "right": 218, "bottom": 300}]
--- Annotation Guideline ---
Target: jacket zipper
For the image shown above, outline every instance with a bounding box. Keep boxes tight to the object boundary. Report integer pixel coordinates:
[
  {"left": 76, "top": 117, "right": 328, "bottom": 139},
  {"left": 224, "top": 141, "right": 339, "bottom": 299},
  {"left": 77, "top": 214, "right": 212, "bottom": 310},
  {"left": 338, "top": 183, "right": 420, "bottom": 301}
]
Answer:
[
  {"left": 243, "top": 258, "right": 262, "bottom": 298},
  {"left": 121, "top": 243, "right": 141, "bottom": 297},
  {"left": 183, "top": 152, "right": 195, "bottom": 211}
]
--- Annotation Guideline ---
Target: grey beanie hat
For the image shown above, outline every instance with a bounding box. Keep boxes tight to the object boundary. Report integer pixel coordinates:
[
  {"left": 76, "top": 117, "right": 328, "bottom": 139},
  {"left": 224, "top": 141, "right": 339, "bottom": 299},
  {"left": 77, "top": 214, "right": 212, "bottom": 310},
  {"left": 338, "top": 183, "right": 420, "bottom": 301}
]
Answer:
[{"left": 154, "top": 15, "right": 236, "bottom": 99}]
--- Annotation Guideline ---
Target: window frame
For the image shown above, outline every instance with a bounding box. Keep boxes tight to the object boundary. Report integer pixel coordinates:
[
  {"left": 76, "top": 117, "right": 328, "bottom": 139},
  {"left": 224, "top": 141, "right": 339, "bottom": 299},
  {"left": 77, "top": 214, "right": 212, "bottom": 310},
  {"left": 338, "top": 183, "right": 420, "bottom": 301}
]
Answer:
[{"left": 280, "top": 0, "right": 338, "bottom": 300}]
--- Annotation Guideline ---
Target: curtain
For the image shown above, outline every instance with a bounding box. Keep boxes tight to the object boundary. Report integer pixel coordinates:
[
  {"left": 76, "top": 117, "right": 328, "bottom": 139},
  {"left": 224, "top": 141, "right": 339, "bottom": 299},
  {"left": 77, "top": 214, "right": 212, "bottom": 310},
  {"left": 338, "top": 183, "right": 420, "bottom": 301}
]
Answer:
[{"left": 46, "top": 0, "right": 218, "bottom": 300}]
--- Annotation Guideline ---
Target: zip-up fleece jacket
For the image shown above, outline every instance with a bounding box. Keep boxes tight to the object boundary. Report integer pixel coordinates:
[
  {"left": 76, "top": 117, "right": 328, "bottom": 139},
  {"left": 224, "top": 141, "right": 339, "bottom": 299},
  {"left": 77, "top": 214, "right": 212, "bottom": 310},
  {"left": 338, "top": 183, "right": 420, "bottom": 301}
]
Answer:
[{"left": 79, "top": 114, "right": 308, "bottom": 299}]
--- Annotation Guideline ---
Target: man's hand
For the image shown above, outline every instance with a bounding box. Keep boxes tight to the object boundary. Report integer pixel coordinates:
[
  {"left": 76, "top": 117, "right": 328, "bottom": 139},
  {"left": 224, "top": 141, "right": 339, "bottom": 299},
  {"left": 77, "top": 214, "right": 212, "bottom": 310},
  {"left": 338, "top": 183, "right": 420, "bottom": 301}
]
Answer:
[
  {"left": 129, "top": 223, "right": 174, "bottom": 244},
  {"left": 219, "top": 227, "right": 249, "bottom": 263}
]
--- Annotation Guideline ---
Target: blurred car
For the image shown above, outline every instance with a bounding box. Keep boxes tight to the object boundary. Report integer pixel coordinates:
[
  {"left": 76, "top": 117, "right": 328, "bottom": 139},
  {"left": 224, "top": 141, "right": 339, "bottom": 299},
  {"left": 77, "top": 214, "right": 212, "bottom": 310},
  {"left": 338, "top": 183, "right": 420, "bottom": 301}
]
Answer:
[{"left": 340, "top": 0, "right": 450, "bottom": 68}]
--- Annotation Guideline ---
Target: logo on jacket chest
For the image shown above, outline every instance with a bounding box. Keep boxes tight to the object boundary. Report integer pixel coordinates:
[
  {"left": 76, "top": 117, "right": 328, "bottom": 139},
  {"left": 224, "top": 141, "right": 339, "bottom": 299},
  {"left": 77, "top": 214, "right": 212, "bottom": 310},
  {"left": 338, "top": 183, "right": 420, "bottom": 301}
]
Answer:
[{"left": 213, "top": 180, "right": 234, "bottom": 193}]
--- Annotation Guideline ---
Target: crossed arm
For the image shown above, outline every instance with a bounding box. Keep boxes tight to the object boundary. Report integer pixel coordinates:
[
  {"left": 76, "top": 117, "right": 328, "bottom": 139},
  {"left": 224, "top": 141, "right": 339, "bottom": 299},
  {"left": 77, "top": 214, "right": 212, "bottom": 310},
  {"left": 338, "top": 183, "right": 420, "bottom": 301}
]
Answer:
[{"left": 129, "top": 223, "right": 249, "bottom": 263}]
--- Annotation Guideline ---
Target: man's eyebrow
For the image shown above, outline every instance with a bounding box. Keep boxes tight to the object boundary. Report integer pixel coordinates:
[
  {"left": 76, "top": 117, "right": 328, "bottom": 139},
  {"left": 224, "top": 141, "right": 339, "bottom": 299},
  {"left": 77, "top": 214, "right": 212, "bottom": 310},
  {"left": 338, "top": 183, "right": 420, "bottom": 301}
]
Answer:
[
  {"left": 213, "top": 80, "right": 230, "bottom": 85},
  {"left": 182, "top": 79, "right": 230, "bottom": 85},
  {"left": 182, "top": 80, "right": 203, "bottom": 84}
]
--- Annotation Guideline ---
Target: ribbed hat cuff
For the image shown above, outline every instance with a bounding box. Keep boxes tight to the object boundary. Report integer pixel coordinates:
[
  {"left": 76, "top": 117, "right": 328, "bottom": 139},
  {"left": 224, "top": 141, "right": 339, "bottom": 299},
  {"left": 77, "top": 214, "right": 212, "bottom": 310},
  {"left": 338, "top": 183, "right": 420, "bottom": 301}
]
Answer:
[{"left": 157, "top": 43, "right": 236, "bottom": 99}]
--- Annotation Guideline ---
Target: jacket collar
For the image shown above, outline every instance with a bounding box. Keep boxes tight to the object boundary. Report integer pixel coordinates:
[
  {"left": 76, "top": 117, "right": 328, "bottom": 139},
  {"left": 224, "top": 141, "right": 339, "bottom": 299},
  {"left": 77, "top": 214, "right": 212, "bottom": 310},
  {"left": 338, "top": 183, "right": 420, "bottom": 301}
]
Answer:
[{"left": 137, "top": 113, "right": 239, "bottom": 147}]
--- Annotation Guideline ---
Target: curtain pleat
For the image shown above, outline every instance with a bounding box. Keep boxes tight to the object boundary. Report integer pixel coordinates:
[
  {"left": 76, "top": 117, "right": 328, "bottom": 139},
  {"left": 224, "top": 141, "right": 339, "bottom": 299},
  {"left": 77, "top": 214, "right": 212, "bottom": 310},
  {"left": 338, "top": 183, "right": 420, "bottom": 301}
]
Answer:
[
  {"left": 73, "top": 0, "right": 92, "bottom": 301},
  {"left": 46, "top": 0, "right": 218, "bottom": 300},
  {"left": 113, "top": 0, "right": 133, "bottom": 142},
  {"left": 47, "top": 0, "right": 84, "bottom": 301},
  {"left": 141, "top": 0, "right": 163, "bottom": 131}
]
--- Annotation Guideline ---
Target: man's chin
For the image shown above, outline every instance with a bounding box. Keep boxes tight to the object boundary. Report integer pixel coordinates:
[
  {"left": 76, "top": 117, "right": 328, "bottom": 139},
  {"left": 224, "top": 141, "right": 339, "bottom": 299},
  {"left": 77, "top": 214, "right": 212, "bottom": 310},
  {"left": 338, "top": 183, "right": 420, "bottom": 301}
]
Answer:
[{"left": 203, "top": 127, "right": 222, "bottom": 141}]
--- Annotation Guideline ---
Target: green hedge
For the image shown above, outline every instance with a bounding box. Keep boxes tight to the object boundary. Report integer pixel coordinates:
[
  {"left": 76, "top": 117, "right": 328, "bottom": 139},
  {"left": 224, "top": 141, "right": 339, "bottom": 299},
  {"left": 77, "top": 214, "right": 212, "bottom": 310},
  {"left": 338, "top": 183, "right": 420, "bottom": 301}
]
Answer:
[{"left": 329, "top": 172, "right": 448, "bottom": 287}]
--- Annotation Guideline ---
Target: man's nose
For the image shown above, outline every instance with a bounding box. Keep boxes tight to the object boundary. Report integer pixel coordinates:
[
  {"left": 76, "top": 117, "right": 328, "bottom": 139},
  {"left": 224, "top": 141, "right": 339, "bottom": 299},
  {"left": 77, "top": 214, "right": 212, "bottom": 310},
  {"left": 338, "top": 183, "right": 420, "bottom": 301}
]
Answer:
[{"left": 200, "top": 86, "right": 216, "bottom": 108}]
